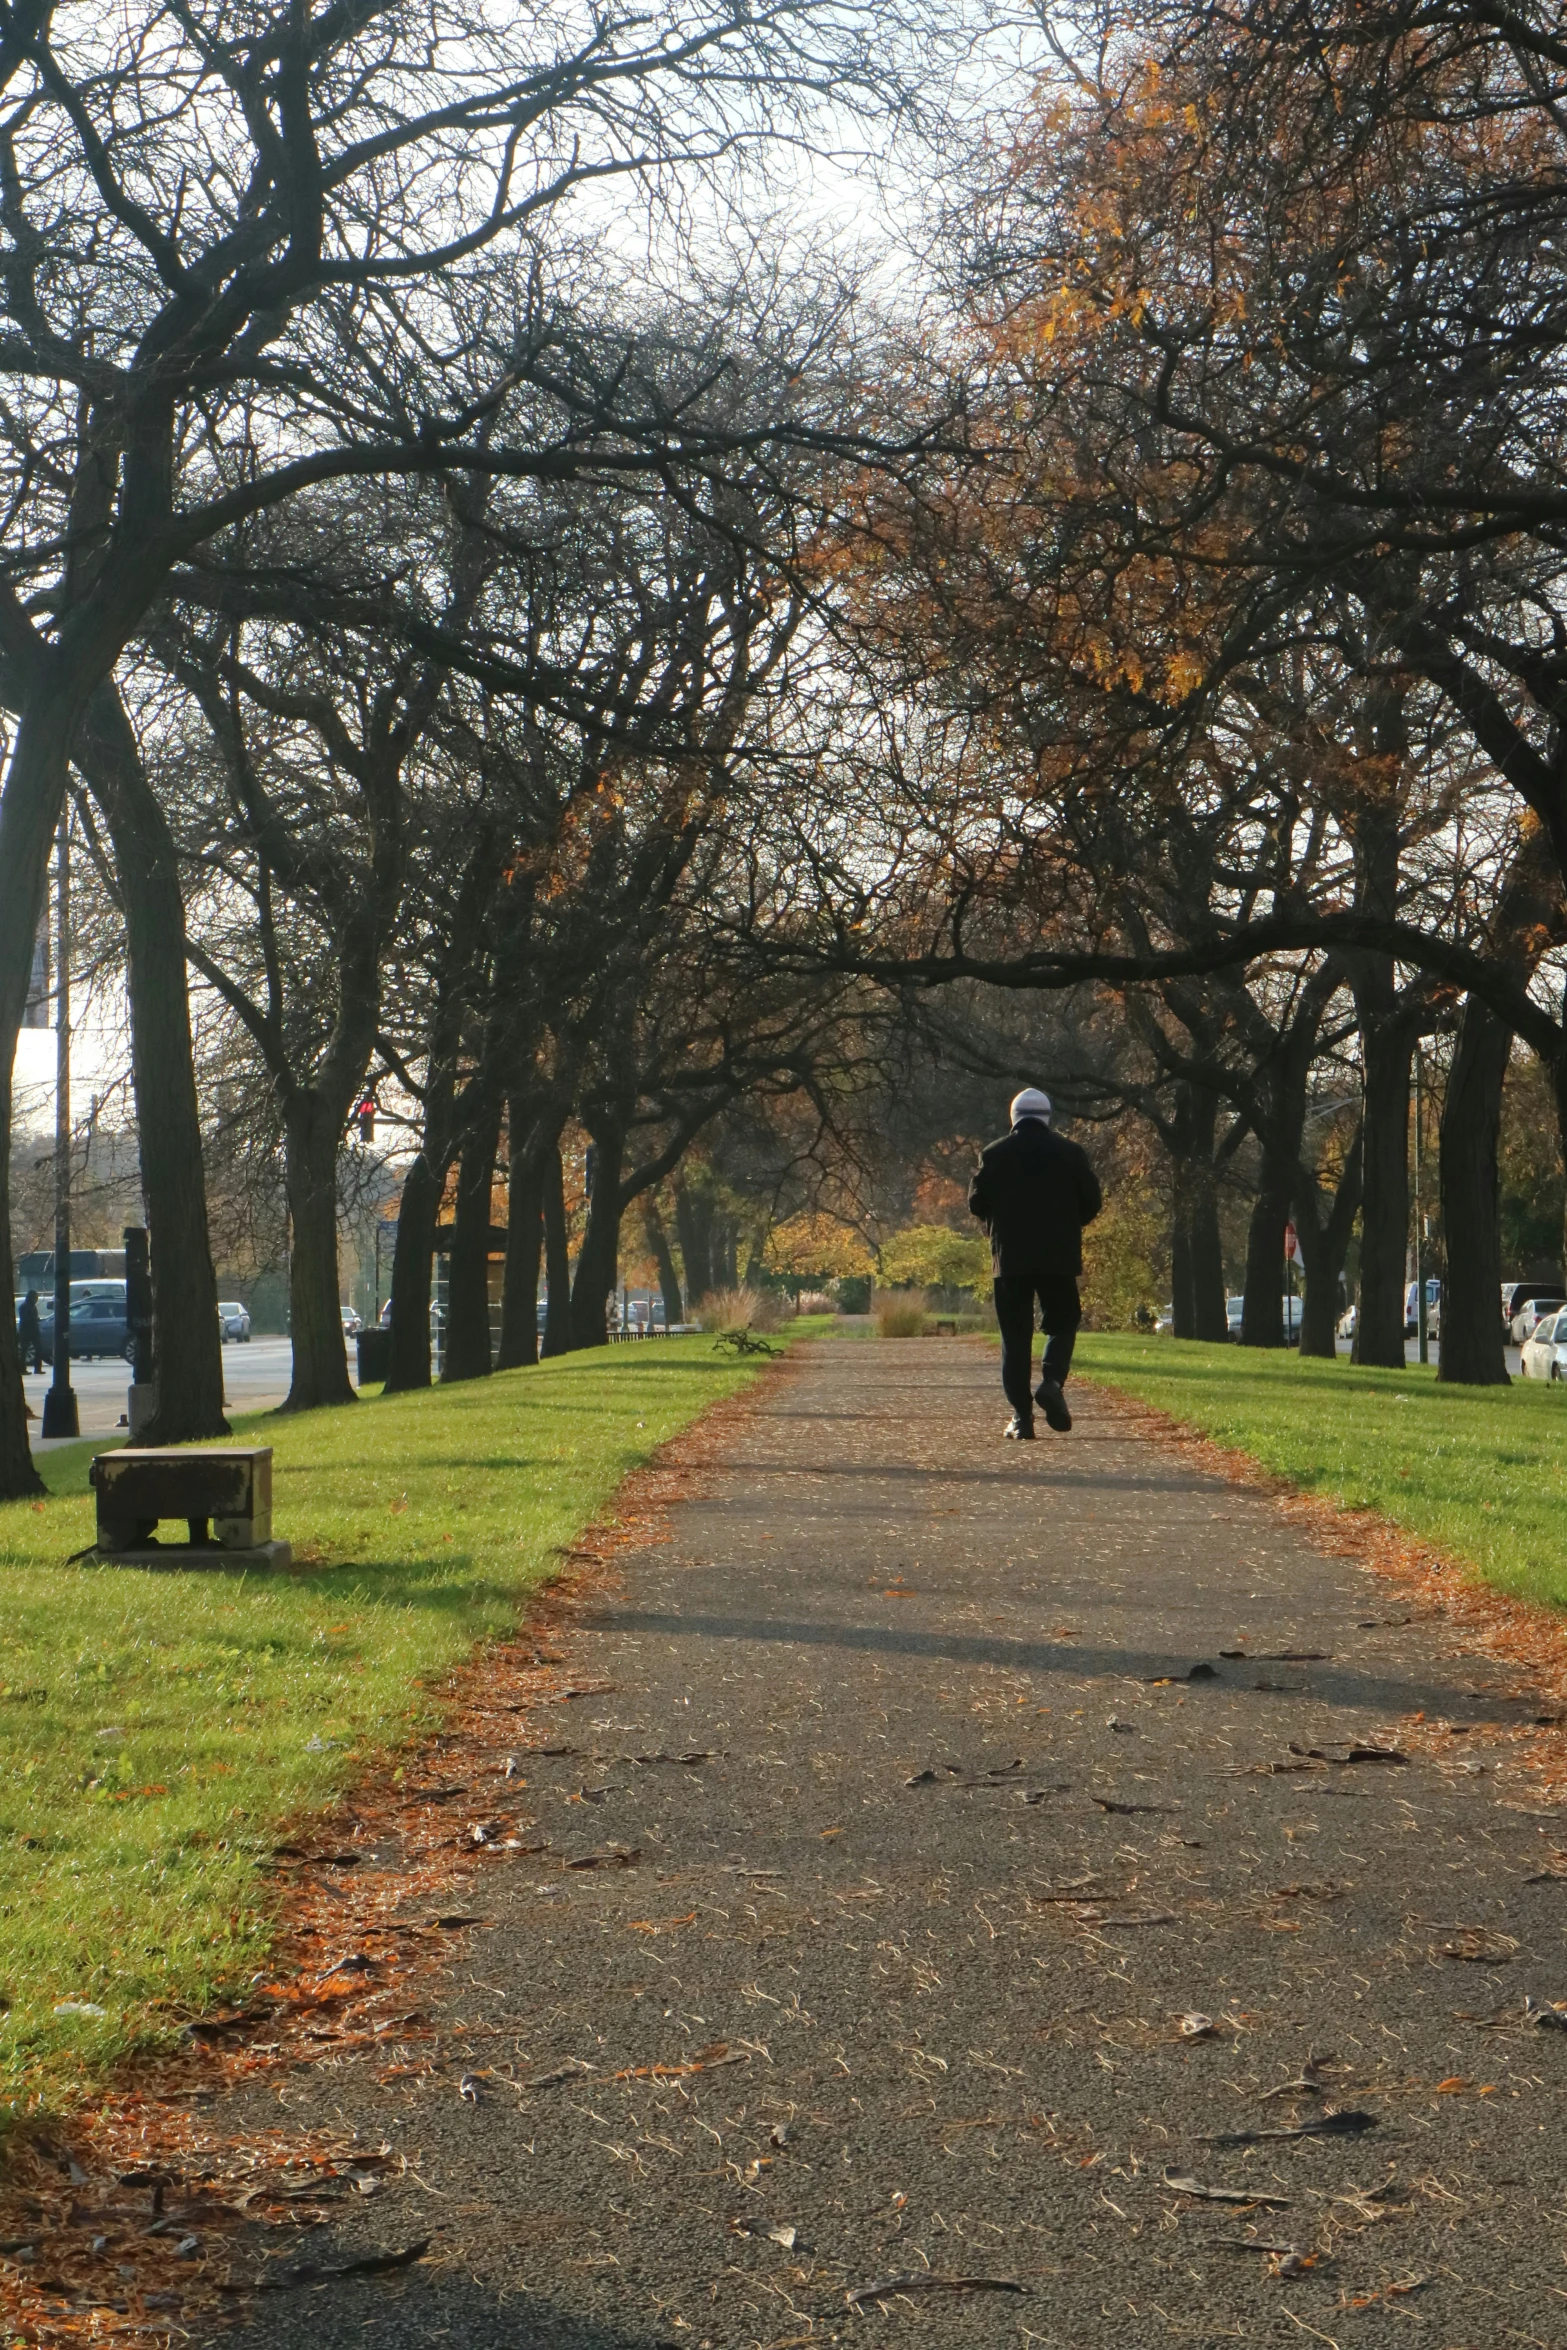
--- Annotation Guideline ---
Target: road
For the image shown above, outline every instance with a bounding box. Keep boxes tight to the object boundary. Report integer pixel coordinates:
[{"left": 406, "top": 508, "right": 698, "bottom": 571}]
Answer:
[{"left": 25, "top": 1336, "right": 332, "bottom": 1451}]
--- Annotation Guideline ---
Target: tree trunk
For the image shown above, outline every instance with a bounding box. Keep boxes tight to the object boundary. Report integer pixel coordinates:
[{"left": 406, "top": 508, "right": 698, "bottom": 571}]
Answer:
[
  {"left": 673, "top": 1177, "right": 714, "bottom": 1305},
  {"left": 1352, "top": 1015, "right": 1413, "bottom": 1368},
  {"left": 0, "top": 692, "right": 80, "bottom": 1498},
  {"left": 76, "top": 690, "right": 228, "bottom": 1442},
  {"left": 1240, "top": 1166, "right": 1290, "bottom": 1348},
  {"left": 1296, "top": 1126, "right": 1362, "bottom": 1359},
  {"left": 498, "top": 1117, "right": 547, "bottom": 1371},
  {"left": 1191, "top": 1179, "right": 1228, "bottom": 1340},
  {"left": 1170, "top": 1202, "right": 1195, "bottom": 1338},
  {"left": 714, "top": 1214, "right": 738, "bottom": 1292},
  {"left": 281, "top": 1093, "right": 355, "bottom": 1410},
  {"left": 1299, "top": 1272, "right": 1337, "bottom": 1358},
  {"left": 1437, "top": 994, "right": 1512, "bottom": 1386},
  {"left": 541, "top": 1145, "right": 573, "bottom": 1358},
  {"left": 1170, "top": 1081, "right": 1223, "bottom": 1339},
  {"left": 442, "top": 1097, "right": 502, "bottom": 1383},
  {"left": 642, "top": 1194, "right": 684, "bottom": 1326},
  {"left": 385, "top": 1152, "right": 441, "bottom": 1392},
  {"left": 569, "top": 1123, "right": 627, "bottom": 1350}
]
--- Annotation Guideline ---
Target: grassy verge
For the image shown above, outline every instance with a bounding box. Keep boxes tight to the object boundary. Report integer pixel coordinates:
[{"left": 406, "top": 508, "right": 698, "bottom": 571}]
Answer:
[
  {"left": 1079, "top": 1334, "right": 1567, "bottom": 1614},
  {"left": 0, "top": 1335, "right": 775, "bottom": 2113}
]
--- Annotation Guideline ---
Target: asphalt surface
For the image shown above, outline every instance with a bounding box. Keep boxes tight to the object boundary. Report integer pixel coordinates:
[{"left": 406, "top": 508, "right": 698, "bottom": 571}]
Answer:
[
  {"left": 211, "top": 1338, "right": 1567, "bottom": 2348},
  {"left": 26, "top": 1336, "right": 327, "bottom": 1448}
]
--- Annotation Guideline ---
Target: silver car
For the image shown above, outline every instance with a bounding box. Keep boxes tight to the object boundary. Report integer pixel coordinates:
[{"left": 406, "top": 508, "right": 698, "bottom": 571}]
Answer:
[
  {"left": 218, "top": 1301, "right": 251, "bottom": 1342},
  {"left": 1520, "top": 1310, "right": 1567, "bottom": 1381}
]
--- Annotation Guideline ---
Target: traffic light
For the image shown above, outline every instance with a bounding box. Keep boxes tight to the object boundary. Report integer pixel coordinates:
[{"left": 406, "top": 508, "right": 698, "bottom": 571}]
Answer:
[{"left": 355, "top": 1096, "right": 375, "bottom": 1144}]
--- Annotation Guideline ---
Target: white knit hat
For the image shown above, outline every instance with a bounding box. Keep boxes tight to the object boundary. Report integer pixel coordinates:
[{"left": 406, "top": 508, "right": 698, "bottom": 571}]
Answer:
[{"left": 1010, "top": 1087, "right": 1052, "bottom": 1125}]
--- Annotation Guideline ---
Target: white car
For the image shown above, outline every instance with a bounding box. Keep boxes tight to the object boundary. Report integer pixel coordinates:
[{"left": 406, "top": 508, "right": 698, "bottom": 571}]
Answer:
[
  {"left": 341, "top": 1305, "right": 363, "bottom": 1336},
  {"left": 1511, "top": 1295, "right": 1565, "bottom": 1347},
  {"left": 1520, "top": 1310, "right": 1567, "bottom": 1380},
  {"left": 1222, "top": 1294, "right": 1301, "bottom": 1342},
  {"left": 218, "top": 1301, "right": 251, "bottom": 1342}
]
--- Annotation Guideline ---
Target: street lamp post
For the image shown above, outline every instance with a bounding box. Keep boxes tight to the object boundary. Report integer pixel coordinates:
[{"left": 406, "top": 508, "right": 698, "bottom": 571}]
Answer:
[
  {"left": 41, "top": 807, "right": 77, "bottom": 1439},
  {"left": 1413, "top": 1046, "right": 1429, "bottom": 1368}
]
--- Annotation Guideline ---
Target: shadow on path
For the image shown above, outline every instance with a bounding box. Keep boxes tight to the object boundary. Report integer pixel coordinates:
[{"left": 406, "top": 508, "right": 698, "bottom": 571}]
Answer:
[{"left": 590, "top": 1604, "right": 1525, "bottom": 1721}]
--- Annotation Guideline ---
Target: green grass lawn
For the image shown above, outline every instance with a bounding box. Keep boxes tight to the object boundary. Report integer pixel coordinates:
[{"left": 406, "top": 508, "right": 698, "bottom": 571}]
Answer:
[
  {"left": 0, "top": 1336, "right": 773, "bottom": 2114},
  {"left": 1079, "top": 1333, "right": 1567, "bottom": 1613}
]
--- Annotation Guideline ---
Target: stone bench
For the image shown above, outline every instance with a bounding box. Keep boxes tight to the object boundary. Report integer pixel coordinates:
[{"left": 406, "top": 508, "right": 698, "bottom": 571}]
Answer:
[{"left": 87, "top": 1446, "right": 291, "bottom": 1568}]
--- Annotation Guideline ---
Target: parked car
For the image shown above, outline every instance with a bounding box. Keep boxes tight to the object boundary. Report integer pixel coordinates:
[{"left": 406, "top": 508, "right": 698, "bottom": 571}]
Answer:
[
  {"left": 31, "top": 1281, "right": 133, "bottom": 1363},
  {"left": 217, "top": 1301, "right": 251, "bottom": 1342},
  {"left": 1404, "top": 1277, "right": 1442, "bottom": 1338},
  {"left": 340, "top": 1305, "right": 363, "bottom": 1337},
  {"left": 1511, "top": 1294, "right": 1565, "bottom": 1347},
  {"left": 1222, "top": 1294, "right": 1303, "bottom": 1342},
  {"left": 1503, "top": 1281, "right": 1565, "bottom": 1339},
  {"left": 41, "top": 1278, "right": 126, "bottom": 1315},
  {"left": 38, "top": 1295, "right": 134, "bottom": 1362},
  {"left": 1521, "top": 1310, "right": 1567, "bottom": 1380},
  {"left": 375, "top": 1299, "right": 447, "bottom": 1332}
]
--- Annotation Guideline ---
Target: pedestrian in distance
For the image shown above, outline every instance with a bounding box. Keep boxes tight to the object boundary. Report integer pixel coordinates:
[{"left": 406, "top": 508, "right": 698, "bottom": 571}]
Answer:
[
  {"left": 968, "top": 1089, "right": 1102, "bottom": 1440},
  {"left": 16, "top": 1289, "right": 44, "bottom": 1374}
]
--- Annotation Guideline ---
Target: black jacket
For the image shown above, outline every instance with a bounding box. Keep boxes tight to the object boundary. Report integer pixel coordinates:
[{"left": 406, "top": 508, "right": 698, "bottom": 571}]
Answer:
[{"left": 968, "top": 1121, "right": 1103, "bottom": 1278}]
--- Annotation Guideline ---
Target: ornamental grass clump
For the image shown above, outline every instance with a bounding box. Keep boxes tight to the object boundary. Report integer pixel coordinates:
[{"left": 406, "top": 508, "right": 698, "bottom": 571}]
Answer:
[
  {"left": 874, "top": 1287, "right": 927, "bottom": 1337},
  {"left": 693, "top": 1287, "right": 787, "bottom": 1335}
]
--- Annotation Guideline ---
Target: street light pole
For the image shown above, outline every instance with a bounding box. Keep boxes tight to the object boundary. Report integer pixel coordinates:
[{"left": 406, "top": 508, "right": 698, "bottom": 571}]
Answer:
[
  {"left": 41, "top": 806, "right": 78, "bottom": 1439},
  {"left": 1413, "top": 1045, "right": 1429, "bottom": 1369}
]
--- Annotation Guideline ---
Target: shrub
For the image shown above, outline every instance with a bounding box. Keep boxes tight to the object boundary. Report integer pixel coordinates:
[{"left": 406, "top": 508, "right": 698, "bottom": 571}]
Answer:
[
  {"left": 1079, "top": 1186, "right": 1165, "bottom": 1331},
  {"left": 879, "top": 1224, "right": 991, "bottom": 1298},
  {"left": 693, "top": 1286, "right": 787, "bottom": 1334},
  {"left": 795, "top": 1291, "right": 836, "bottom": 1316},
  {"left": 874, "top": 1286, "right": 927, "bottom": 1337}
]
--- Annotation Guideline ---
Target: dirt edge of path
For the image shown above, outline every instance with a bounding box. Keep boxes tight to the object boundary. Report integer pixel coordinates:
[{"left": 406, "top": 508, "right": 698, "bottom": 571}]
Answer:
[{"left": 0, "top": 1343, "right": 809, "bottom": 2349}]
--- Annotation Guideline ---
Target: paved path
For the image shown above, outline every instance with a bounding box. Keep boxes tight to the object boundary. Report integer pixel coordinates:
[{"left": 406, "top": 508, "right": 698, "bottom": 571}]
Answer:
[{"left": 215, "top": 1338, "right": 1567, "bottom": 2348}]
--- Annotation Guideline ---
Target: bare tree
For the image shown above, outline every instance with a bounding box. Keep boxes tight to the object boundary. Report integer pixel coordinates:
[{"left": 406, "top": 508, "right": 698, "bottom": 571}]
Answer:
[{"left": 0, "top": 0, "right": 944, "bottom": 1490}]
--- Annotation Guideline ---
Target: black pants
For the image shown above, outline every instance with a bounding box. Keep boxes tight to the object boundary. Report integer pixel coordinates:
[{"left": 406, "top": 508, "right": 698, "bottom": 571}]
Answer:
[{"left": 994, "top": 1273, "right": 1081, "bottom": 1422}]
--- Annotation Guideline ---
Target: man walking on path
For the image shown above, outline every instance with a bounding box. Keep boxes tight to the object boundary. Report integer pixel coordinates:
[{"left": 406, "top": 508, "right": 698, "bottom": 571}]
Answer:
[{"left": 969, "top": 1087, "right": 1102, "bottom": 1439}]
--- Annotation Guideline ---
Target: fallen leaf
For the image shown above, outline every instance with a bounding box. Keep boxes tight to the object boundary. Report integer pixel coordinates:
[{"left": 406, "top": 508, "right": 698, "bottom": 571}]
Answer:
[
  {"left": 1162, "top": 2170, "right": 1290, "bottom": 2208},
  {"left": 846, "top": 2273, "right": 1024, "bottom": 2307},
  {"left": 613, "top": 2042, "right": 748, "bottom": 2081},
  {"left": 1201, "top": 2110, "right": 1376, "bottom": 2147}
]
